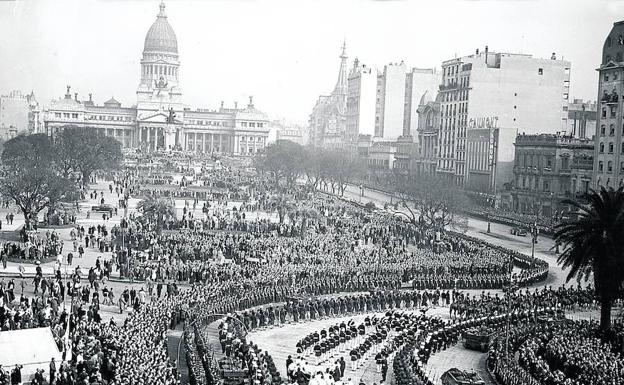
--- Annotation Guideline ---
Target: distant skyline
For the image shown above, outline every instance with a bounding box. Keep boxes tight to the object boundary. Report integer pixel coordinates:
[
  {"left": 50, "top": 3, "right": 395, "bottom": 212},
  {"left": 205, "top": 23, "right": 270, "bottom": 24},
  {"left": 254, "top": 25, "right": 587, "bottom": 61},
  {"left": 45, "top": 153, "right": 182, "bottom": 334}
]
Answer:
[{"left": 0, "top": 0, "right": 620, "bottom": 124}]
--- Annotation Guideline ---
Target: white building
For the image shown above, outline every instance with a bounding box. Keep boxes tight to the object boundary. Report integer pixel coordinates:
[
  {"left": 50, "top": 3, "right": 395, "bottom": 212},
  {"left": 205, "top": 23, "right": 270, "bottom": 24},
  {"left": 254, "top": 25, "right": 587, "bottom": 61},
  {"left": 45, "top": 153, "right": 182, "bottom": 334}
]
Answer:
[
  {"left": 43, "top": 2, "right": 270, "bottom": 155},
  {"left": 372, "top": 63, "right": 439, "bottom": 141},
  {"left": 437, "top": 47, "right": 571, "bottom": 193},
  {"left": 346, "top": 59, "right": 377, "bottom": 141}
]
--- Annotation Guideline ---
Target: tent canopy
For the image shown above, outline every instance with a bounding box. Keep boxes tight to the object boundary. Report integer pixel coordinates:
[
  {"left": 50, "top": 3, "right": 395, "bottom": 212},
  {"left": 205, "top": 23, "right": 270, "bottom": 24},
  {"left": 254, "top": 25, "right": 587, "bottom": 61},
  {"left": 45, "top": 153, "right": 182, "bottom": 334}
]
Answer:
[{"left": 0, "top": 327, "right": 62, "bottom": 380}]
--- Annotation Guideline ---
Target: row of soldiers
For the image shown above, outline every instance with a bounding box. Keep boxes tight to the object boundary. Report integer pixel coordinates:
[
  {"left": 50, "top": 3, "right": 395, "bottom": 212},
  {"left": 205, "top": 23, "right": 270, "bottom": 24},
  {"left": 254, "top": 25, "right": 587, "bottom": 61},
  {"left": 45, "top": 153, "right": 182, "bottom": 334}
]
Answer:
[{"left": 234, "top": 290, "right": 455, "bottom": 331}]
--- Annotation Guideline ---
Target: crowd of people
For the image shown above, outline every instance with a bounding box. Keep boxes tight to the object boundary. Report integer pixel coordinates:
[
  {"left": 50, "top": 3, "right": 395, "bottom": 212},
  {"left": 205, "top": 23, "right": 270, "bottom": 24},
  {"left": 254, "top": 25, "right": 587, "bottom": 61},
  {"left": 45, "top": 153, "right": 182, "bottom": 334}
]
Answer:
[
  {"left": 488, "top": 319, "right": 624, "bottom": 385},
  {"left": 2, "top": 152, "right": 619, "bottom": 385}
]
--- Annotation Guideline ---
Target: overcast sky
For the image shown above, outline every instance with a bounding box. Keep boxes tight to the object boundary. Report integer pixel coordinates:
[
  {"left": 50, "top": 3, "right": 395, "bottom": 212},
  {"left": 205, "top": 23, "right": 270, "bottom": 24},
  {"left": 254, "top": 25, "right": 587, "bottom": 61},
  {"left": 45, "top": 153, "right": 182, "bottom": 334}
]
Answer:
[{"left": 0, "top": 0, "right": 620, "bottom": 123}]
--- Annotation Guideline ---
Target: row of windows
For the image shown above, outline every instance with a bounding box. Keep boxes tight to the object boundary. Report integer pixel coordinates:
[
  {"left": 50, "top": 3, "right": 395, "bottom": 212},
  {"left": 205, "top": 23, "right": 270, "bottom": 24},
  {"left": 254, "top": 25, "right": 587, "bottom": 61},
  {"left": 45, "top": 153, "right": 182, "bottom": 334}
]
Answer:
[
  {"left": 604, "top": 72, "right": 619, "bottom": 82},
  {"left": 599, "top": 123, "right": 624, "bottom": 136},
  {"left": 89, "top": 115, "right": 133, "bottom": 122},
  {"left": 601, "top": 105, "right": 618, "bottom": 118},
  {"left": 518, "top": 176, "right": 553, "bottom": 192},
  {"left": 54, "top": 112, "right": 79, "bottom": 119},
  {"left": 240, "top": 122, "right": 264, "bottom": 128},
  {"left": 188, "top": 120, "right": 229, "bottom": 127},
  {"left": 597, "top": 160, "right": 624, "bottom": 173},
  {"left": 598, "top": 141, "right": 624, "bottom": 154}
]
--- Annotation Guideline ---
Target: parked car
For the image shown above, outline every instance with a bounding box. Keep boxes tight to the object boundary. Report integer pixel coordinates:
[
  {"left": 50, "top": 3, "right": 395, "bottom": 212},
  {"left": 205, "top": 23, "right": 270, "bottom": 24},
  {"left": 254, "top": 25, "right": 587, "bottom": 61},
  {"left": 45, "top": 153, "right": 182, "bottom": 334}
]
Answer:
[{"left": 510, "top": 226, "right": 527, "bottom": 236}]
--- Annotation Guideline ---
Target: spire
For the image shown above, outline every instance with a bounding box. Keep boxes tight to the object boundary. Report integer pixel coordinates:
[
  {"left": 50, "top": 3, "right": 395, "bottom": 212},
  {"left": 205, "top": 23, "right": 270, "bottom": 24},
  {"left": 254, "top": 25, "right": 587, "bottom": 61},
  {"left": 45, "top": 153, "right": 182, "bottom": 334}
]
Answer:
[
  {"left": 158, "top": 1, "right": 166, "bottom": 18},
  {"left": 332, "top": 41, "right": 348, "bottom": 96}
]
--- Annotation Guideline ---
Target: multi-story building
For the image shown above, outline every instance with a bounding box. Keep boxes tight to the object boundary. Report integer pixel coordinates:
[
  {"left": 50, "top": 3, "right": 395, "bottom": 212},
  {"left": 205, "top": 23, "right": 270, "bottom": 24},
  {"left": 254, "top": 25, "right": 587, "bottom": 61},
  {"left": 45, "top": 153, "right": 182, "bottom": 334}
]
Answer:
[
  {"left": 346, "top": 58, "right": 377, "bottom": 141},
  {"left": 567, "top": 98, "right": 597, "bottom": 139},
  {"left": 308, "top": 43, "right": 348, "bottom": 149},
  {"left": 374, "top": 63, "right": 439, "bottom": 140},
  {"left": 438, "top": 47, "right": 571, "bottom": 196},
  {"left": 43, "top": 2, "right": 270, "bottom": 154},
  {"left": 593, "top": 21, "right": 624, "bottom": 188},
  {"left": 511, "top": 133, "right": 593, "bottom": 217},
  {"left": 0, "top": 90, "right": 41, "bottom": 140},
  {"left": 273, "top": 120, "right": 309, "bottom": 146}
]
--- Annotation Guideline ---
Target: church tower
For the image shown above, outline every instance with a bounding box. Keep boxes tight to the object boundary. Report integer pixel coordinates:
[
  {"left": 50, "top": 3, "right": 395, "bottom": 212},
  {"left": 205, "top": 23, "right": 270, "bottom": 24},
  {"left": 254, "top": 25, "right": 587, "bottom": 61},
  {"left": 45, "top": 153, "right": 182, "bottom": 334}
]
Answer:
[{"left": 136, "top": 1, "right": 184, "bottom": 113}]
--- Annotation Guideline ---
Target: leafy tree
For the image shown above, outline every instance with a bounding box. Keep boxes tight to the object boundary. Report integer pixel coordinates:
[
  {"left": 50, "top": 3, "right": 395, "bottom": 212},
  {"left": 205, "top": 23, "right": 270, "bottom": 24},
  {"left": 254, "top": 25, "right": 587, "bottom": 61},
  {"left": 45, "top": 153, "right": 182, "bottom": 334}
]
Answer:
[
  {"left": 394, "top": 175, "right": 468, "bottom": 231},
  {"left": 255, "top": 140, "right": 304, "bottom": 187},
  {"left": 137, "top": 197, "right": 176, "bottom": 231},
  {"left": 0, "top": 134, "right": 76, "bottom": 229},
  {"left": 554, "top": 187, "right": 624, "bottom": 330},
  {"left": 55, "top": 127, "right": 122, "bottom": 185}
]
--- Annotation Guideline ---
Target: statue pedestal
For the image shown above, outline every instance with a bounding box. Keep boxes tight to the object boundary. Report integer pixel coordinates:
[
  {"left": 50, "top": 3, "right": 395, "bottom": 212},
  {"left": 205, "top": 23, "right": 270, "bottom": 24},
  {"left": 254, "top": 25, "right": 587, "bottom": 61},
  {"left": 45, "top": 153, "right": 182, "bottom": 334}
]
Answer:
[{"left": 164, "top": 124, "right": 176, "bottom": 150}]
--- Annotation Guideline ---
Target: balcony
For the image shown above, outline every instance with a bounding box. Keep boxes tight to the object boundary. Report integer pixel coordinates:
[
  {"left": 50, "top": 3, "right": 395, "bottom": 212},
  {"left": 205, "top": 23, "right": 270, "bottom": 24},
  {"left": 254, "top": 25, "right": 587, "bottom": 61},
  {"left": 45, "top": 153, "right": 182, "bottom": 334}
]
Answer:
[{"left": 601, "top": 91, "right": 619, "bottom": 104}]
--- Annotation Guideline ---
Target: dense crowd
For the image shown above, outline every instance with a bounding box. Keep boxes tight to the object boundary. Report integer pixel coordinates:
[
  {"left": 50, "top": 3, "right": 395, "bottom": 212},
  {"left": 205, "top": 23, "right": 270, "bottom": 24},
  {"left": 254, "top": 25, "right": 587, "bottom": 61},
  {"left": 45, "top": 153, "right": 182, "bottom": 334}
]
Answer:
[{"left": 489, "top": 319, "right": 624, "bottom": 385}]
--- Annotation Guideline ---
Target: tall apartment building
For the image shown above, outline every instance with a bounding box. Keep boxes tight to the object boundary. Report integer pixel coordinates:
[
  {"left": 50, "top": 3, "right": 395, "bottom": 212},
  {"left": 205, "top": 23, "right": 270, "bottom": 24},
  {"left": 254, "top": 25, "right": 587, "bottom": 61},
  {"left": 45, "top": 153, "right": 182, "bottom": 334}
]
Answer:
[
  {"left": 346, "top": 59, "right": 377, "bottom": 142},
  {"left": 373, "top": 63, "right": 439, "bottom": 141},
  {"left": 437, "top": 47, "right": 571, "bottom": 194},
  {"left": 593, "top": 21, "right": 624, "bottom": 188}
]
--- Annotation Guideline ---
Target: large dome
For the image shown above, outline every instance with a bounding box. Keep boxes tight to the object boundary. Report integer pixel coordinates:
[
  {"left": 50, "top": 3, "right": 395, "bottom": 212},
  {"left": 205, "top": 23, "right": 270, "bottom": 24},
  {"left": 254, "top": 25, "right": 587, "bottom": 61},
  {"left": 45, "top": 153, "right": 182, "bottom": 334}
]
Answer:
[{"left": 144, "top": 2, "right": 178, "bottom": 54}]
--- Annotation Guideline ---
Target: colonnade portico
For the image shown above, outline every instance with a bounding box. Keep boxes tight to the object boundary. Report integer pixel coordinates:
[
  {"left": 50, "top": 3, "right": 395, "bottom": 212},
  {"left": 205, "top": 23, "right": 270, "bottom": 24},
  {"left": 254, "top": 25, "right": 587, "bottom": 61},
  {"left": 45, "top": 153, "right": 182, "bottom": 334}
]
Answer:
[{"left": 138, "top": 125, "right": 166, "bottom": 151}]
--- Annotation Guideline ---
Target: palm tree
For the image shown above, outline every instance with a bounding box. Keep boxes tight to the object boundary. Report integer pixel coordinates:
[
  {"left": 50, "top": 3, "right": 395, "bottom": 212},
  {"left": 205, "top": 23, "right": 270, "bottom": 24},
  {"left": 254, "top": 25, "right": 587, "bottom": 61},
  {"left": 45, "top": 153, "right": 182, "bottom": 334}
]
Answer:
[
  {"left": 554, "top": 186, "right": 624, "bottom": 330},
  {"left": 137, "top": 197, "right": 176, "bottom": 231}
]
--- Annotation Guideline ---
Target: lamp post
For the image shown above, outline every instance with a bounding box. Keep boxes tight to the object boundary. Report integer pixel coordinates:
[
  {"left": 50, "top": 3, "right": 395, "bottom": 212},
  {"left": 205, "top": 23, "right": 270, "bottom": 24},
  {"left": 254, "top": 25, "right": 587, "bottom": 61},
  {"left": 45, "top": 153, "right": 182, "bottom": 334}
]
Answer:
[{"left": 487, "top": 213, "right": 491, "bottom": 233}]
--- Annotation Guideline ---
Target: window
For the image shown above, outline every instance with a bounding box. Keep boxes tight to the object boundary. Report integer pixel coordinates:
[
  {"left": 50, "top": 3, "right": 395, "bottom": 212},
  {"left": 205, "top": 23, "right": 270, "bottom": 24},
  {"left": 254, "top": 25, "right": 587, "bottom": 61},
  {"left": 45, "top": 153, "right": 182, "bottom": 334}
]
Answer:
[
  {"left": 611, "top": 124, "right": 615, "bottom": 135},
  {"left": 610, "top": 142, "right": 614, "bottom": 153},
  {"left": 546, "top": 157, "right": 552, "bottom": 168},
  {"left": 605, "top": 74, "right": 610, "bottom": 82},
  {"left": 601, "top": 125, "right": 606, "bottom": 135},
  {"left": 600, "top": 143, "right": 605, "bottom": 153},
  {"left": 55, "top": 113, "right": 61, "bottom": 118},
  {"left": 538, "top": 68, "right": 543, "bottom": 75},
  {"left": 603, "top": 108, "right": 607, "bottom": 118},
  {"left": 543, "top": 180, "right": 550, "bottom": 192},
  {"left": 599, "top": 161, "right": 604, "bottom": 171},
  {"left": 612, "top": 106, "right": 617, "bottom": 118},
  {"left": 621, "top": 162, "right": 624, "bottom": 172},
  {"left": 72, "top": 113, "right": 78, "bottom": 118},
  {"left": 608, "top": 161, "right": 614, "bottom": 172}
]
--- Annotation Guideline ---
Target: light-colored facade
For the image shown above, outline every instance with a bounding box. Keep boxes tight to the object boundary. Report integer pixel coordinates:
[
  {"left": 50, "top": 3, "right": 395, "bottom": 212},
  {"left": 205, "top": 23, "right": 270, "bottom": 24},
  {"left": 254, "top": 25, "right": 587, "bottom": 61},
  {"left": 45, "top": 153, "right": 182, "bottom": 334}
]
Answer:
[
  {"left": 375, "top": 63, "right": 407, "bottom": 140},
  {"left": 43, "top": 2, "right": 269, "bottom": 154},
  {"left": 373, "top": 64, "right": 439, "bottom": 141},
  {"left": 347, "top": 59, "right": 377, "bottom": 141},
  {"left": 438, "top": 47, "right": 571, "bottom": 194},
  {"left": 308, "top": 43, "right": 348, "bottom": 149},
  {"left": 0, "top": 90, "right": 41, "bottom": 140}
]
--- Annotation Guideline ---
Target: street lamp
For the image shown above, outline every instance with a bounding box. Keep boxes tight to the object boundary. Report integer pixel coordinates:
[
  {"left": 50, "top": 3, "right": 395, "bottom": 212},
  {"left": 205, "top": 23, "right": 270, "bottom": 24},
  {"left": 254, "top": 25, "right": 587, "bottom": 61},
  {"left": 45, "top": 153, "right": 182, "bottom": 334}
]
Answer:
[{"left": 487, "top": 213, "right": 491, "bottom": 234}]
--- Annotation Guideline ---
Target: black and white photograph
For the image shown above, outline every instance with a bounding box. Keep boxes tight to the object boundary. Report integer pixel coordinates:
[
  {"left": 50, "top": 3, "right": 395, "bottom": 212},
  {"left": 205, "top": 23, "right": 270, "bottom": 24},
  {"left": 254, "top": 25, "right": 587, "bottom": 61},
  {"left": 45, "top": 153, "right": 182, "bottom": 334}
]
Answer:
[{"left": 0, "top": 0, "right": 622, "bottom": 384}]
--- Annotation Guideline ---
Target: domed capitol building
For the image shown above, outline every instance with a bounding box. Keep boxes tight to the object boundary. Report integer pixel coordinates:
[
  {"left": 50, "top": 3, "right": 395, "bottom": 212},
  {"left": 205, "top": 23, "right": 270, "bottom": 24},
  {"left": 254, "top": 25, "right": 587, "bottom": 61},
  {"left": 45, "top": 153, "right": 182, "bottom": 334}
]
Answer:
[{"left": 44, "top": 2, "right": 270, "bottom": 154}]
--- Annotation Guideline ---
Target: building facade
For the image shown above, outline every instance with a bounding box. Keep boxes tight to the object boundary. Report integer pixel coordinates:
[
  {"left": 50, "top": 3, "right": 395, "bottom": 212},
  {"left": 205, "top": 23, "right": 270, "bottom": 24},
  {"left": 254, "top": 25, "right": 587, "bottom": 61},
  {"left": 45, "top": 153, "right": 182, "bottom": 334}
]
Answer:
[
  {"left": 43, "top": 2, "right": 269, "bottom": 155},
  {"left": 593, "top": 21, "right": 624, "bottom": 188},
  {"left": 414, "top": 92, "right": 440, "bottom": 176},
  {"left": 438, "top": 47, "right": 571, "bottom": 196},
  {"left": 511, "top": 133, "right": 593, "bottom": 217},
  {"left": 346, "top": 58, "right": 377, "bottom": 141},
  {"left": 0, "top": 90, "right": 41, "bottom": 140},
  {"left": 273, "top": 120, "right": 309, "bottom": 146},
  {"left": 374, "top": 63, "right": 439, "bottom": 141},
  {"left": 308, "top": 43, "right": 349, "bottom": 149}
]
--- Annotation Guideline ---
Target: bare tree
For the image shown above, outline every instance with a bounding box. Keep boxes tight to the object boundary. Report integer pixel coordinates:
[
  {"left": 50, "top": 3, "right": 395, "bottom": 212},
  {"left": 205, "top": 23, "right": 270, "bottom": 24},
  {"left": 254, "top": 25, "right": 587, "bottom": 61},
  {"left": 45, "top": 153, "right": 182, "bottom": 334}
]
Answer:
[{"left": 394, "top": 175, "right": 468, "bottom": 231}]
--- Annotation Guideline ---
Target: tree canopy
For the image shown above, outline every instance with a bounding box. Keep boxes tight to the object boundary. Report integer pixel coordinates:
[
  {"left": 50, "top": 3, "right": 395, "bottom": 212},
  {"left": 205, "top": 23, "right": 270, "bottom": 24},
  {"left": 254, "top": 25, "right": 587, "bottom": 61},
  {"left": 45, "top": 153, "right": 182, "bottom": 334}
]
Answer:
[
  {"left": 55, "top": 126, "right": 123, "bottom": 184},
  {"left": 554, "top": 186, "right": 624, "bottom": 330},
  {"left": 0, "top": 134, "right": 77, "bottom": 228}
]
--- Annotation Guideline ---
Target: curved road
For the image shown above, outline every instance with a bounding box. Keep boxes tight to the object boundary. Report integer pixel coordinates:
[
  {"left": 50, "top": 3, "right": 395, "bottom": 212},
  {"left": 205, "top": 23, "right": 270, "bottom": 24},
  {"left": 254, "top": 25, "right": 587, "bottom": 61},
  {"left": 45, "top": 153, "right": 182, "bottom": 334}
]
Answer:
[{"left": 338, "top": 184, "right": 571, "bottom": 289}]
